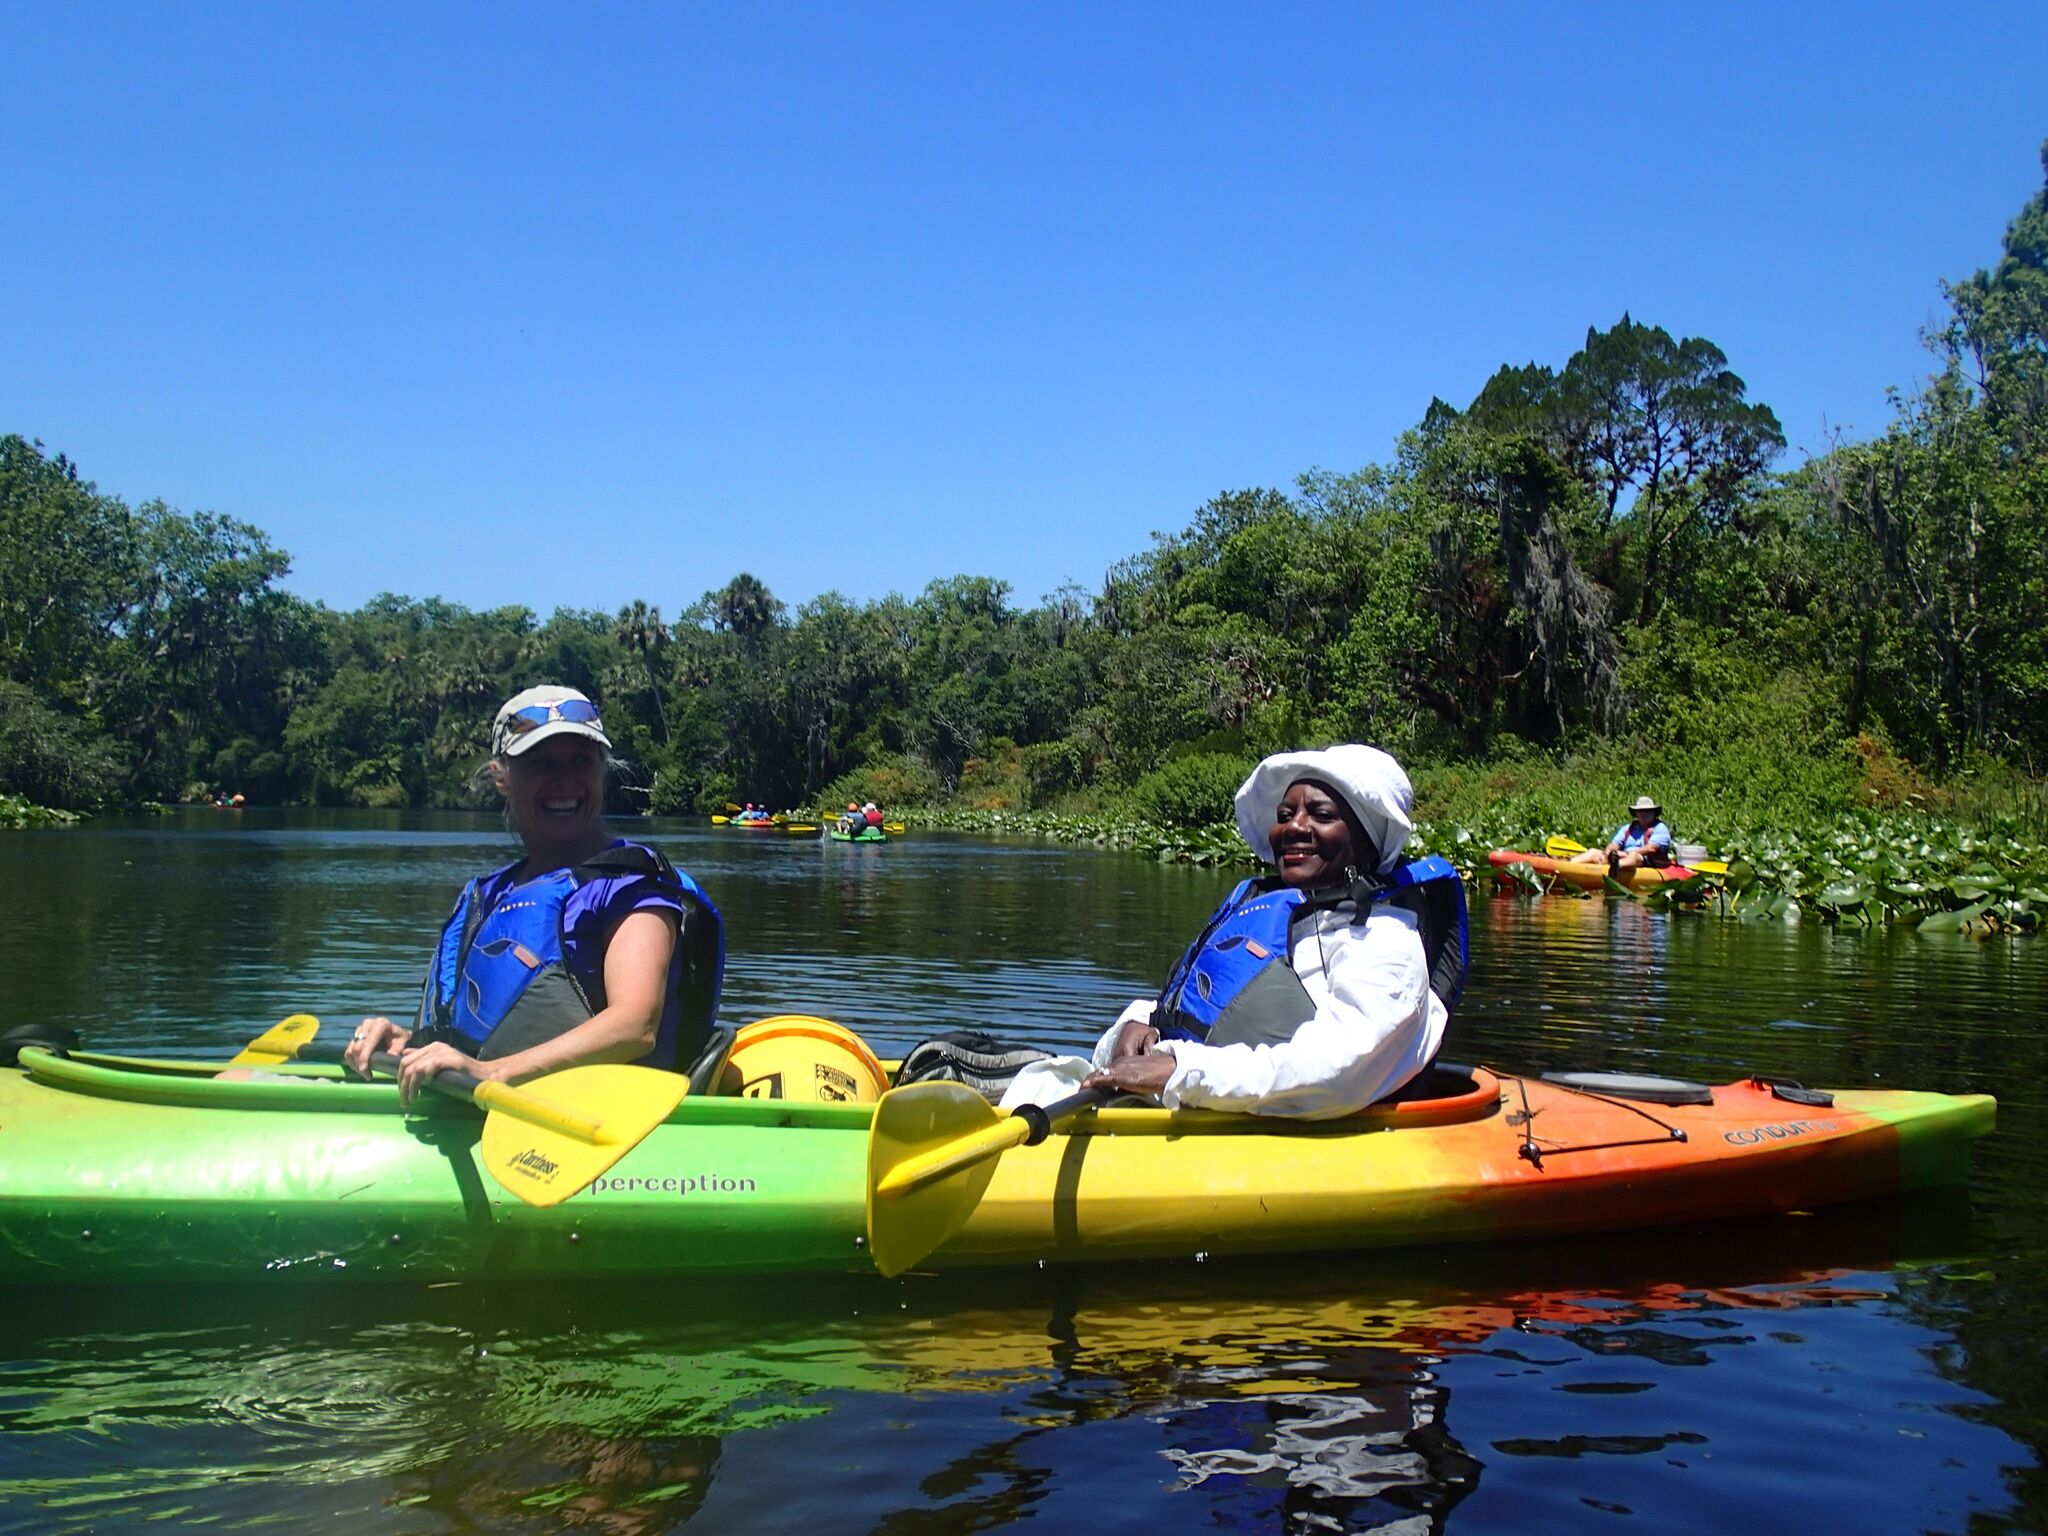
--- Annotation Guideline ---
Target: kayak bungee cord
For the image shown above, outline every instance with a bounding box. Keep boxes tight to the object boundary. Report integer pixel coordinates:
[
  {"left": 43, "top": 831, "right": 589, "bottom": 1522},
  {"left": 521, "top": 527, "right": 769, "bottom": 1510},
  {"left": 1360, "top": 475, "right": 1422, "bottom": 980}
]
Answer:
[{"left": 1501, "top": 1070, "right": 1689, "bottom": 1169}]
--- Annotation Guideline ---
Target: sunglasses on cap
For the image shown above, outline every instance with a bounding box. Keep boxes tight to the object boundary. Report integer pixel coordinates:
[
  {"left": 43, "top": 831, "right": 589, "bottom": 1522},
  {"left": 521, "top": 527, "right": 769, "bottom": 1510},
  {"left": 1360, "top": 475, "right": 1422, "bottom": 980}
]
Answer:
[{"left": 502, "top": 698, "right": 604, "bottom": 736}]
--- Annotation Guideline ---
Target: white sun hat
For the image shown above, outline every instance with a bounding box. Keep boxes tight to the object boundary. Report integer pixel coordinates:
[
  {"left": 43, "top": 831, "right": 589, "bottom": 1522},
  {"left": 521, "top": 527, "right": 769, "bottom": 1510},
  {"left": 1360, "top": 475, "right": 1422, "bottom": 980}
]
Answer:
[{"left": 1233, "top": 744, "right": 1414, "bottom": 874}]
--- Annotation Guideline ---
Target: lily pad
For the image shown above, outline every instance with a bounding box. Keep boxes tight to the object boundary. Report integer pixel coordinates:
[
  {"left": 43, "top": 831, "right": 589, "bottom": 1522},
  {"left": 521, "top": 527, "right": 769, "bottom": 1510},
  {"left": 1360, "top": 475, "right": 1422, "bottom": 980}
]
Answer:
[
  {"left": 1918, "top": 900, "right": 1994, "bottom": 933},
  {"left": 1738, "top": 890, "right": 1793, "bottom": 921}
]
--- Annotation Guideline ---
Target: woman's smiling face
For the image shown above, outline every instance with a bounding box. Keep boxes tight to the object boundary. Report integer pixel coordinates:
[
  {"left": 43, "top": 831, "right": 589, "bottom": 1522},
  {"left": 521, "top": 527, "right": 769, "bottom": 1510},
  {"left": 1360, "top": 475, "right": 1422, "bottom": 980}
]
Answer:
[
  {"left": 1269, "top": 779, "right": 1359, "bottom": 889},
  {"left": 498, "top": 735, "right": 606, "bottom": 851}
]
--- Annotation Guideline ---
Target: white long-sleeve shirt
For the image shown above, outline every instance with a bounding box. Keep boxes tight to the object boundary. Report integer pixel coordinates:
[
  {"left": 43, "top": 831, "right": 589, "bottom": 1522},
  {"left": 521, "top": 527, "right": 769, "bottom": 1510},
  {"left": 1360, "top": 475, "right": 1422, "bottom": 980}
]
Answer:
[{"left": 1001, "top": 901, "right": 1448, "bottom": 1120}]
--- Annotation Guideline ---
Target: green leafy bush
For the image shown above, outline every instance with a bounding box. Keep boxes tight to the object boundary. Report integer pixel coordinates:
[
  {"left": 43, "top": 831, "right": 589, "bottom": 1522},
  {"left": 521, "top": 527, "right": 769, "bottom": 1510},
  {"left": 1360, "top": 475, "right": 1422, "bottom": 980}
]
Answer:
[
  {"left": 0, "top": 681, "right": 124, "bottom": 810},
  {"left": 647, "top": 769, "right": 690, "bottom": 815},
  {"left": 0, "top": 791, "right": 81, "bottom": 827},
  {"left": 645, "top": 767, "right": 737, "bottom": 815},
  {"left": 1127, "top": 752, "right": 1256, "bottom": 829},
  {"left": 819, "top": 754, "right": 942, "bottom": 814},
  {"left": 1021, "top": 738, "right": 1086, "bottom": 807},
  {"left": 955, "top": 745, "right": 1028, "bottom": 810}
]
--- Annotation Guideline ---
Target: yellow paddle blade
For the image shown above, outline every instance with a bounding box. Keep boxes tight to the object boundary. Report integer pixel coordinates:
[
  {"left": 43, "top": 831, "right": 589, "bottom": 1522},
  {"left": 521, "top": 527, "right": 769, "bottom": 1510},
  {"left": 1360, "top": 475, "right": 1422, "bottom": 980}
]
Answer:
[
  {"left": 781, "top": 823, "right": 819, "bottom": 834},
  {"left": 723, "top": 801, "right": 742, "bottom": 813},
  {"left": 228, "top": 1013, "right": 322, "bottom": 1066},
  {"left": 477, "top": 1064, "right": 687, "bottom": 1208},
  {"left": 866, "top": 1082, "right": 1021, "bottom": 1278},
  {"left": 883, "top": 822, "right": 906, "bottom": 835},
  {"left": 1692, "top": 859, "right": 1730, "bottom": 876},
  {"left": 710, "top": 814, "right": 730, "bottom": 824},
  {"left": 1544, "top": 836, "right": 1586, "bottom": 860}
]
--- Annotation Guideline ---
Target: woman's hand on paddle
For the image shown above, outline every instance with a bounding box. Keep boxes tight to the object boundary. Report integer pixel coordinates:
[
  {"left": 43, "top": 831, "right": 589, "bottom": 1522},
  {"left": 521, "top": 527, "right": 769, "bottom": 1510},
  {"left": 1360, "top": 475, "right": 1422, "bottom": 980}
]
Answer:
[
  {"left": 345, "top": 1017, "right": 407, "bottom": 1079},
  {"left": 395, "top": 1039, "right": 495, "bottom": 1106},
  {"left": 1084, "top": 1048, "right": 1176, "bottom": 1097}
]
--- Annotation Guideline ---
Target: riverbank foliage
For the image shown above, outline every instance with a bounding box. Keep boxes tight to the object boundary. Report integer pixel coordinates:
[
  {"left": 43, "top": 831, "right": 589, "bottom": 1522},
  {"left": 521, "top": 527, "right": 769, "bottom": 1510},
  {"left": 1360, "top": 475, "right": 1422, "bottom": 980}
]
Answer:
[
  {"left": 6, "top": 144, "right": 2046, "bottom": 929},
  {"left": 0, "top": 793, "right": 80, "bottom": 829}
]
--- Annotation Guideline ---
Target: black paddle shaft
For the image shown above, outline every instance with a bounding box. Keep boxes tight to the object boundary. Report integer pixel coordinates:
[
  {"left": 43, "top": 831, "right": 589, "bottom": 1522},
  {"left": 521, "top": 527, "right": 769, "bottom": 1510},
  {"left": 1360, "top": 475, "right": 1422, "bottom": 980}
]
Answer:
[
  {"left": 298, "top": 1041, "right": 486, "bottom": 1099},
  {"left": 1009, "top": 1085, "right": 1115, "bottom": 1146}
]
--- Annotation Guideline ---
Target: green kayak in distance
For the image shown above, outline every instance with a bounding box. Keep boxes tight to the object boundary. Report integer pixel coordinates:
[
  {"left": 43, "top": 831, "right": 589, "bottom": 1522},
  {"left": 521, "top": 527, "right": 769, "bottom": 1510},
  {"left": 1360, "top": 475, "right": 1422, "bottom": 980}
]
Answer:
[{"left": 829, "top": 828, "right": 888, "bottom": 843}]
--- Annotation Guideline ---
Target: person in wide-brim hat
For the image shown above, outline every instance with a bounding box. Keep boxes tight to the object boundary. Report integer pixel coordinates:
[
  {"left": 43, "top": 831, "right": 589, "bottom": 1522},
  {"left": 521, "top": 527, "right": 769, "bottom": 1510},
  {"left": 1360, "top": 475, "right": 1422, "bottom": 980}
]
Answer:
[
  {"left": 1573, "top": 793, "right": 1673, "bottom": 873},
  {"left": 997, "top": 743, "right": 1451, "bottom": 1120}
]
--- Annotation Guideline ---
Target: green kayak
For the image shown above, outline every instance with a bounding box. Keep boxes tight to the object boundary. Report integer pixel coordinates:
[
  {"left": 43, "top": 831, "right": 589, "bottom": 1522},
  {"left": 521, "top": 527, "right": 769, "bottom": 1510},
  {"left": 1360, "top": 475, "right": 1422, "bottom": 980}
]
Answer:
[
  {"left": 829, "top": 828, "right": 888, "bottom": 843},
  {"left": 1, "top": 1048, "right": 873, "bottom": 1283}
]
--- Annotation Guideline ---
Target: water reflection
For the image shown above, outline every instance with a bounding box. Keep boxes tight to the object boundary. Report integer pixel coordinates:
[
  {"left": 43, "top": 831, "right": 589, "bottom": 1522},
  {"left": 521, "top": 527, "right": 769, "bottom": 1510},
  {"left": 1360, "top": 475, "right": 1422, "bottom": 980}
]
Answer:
[{"left": 0, "top": 1205, "right": 2020, "bottom": 1533}]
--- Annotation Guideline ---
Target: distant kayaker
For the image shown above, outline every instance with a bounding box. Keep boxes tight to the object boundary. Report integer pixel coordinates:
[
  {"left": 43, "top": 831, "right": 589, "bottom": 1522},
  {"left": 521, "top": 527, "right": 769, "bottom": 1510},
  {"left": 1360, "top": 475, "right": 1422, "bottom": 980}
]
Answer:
[
  {"left": 861, "top": 801, "right": 883, "bottom": 830},
  {"left": 999, "top": 744, "right": 1462, "bottom": 1119},
  {"left": 838, "top": 800, "right": 864, "bottom": 835},
  {"left": 1573, "top": 796, "right": 1673, "bottom": 875},
  {"left": 343, "top": 685, "right": 724, "bottom": 1102}
]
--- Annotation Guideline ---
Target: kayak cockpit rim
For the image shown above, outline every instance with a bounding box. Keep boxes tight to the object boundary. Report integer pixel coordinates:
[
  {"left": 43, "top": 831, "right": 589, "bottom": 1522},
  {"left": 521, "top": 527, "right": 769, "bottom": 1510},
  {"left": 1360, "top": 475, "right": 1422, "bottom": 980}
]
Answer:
[{"left": 17, "top": 1047, "right": 1507, "bottom": 1136}]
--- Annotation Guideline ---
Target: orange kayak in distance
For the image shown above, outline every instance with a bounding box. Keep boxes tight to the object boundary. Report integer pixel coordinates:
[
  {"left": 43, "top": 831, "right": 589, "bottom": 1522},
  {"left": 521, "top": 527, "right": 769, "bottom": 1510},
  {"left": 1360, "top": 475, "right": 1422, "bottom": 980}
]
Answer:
[{"left": 1488, "top": 849, "right": 1697, "bottom": 890}]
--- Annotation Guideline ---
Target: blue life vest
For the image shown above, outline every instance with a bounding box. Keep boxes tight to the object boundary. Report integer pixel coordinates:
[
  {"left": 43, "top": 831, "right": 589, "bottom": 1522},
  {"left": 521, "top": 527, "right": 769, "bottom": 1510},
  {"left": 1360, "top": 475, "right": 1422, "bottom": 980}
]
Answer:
[
  {"left": 1154, "top": 856, "right": 1467, "bottom": 1051},
  {"left": 415, "top": 842, "right": 723, "bottom": 1071}
]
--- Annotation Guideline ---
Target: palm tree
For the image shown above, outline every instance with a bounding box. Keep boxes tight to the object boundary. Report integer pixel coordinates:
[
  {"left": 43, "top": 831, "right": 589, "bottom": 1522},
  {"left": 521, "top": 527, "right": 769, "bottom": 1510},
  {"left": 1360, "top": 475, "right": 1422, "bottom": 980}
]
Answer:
[
  {"left": 612, "top": 600, "right": 671, "bottom": 743},
  {"left": 714, "top": 574, "right": 783, "bottom": 647}
]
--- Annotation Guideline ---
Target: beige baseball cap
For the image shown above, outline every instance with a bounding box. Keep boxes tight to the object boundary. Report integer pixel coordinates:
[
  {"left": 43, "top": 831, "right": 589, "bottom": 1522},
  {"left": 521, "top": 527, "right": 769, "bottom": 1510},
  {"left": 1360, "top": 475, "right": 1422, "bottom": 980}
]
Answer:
[{"left": 489, "top": 685, "right": 612, "bottom": 758}]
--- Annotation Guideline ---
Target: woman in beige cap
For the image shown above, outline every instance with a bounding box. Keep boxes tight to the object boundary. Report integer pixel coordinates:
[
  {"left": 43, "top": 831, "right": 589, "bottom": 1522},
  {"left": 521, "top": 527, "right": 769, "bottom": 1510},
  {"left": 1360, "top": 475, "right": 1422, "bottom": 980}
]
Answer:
[{"left": 344, "top": 685, "right": 723, "bottom": 1103}]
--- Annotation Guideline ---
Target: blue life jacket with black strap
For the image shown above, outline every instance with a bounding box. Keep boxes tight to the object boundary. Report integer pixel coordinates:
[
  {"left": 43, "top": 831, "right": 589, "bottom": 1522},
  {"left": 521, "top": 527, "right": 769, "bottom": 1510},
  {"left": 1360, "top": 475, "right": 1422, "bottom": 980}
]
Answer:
[
  {"left": 413, "top": 842, "right": 723, "bottom": 1072},
  {"left": 1154, "top": 855, "right": 1467, "bottom": 1051}
]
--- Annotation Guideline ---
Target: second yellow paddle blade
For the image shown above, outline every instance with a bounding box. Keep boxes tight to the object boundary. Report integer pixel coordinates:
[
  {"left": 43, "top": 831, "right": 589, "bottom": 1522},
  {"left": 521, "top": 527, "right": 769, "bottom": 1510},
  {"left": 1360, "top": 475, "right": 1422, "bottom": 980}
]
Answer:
[
  {"left": 478, "top": 1064, "right": 688, "bottom": 1208},
  {"left": 228, "top": 1012, "right": 322, "bottom": 1066},
  {"left": 866, "top": 1082, "right": 1004, "bottom": 1278}
]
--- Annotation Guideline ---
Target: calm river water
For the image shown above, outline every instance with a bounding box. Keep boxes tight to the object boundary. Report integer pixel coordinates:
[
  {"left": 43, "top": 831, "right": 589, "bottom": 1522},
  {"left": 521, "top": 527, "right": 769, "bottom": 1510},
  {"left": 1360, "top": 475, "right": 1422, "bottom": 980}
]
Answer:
[{"left": 2, "top": 810, "right": 2045, "bottom": 1533}]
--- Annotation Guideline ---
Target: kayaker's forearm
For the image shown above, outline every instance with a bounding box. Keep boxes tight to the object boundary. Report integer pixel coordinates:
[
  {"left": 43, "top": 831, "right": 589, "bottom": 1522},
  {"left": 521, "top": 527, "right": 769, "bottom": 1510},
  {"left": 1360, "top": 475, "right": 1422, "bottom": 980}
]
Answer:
[
  {"left": 1161, "top": 1035, "right": 1397, "bottom": 1119},
  {"left": 485, "top": 1009, "right": 662, "bottom": 1083}
]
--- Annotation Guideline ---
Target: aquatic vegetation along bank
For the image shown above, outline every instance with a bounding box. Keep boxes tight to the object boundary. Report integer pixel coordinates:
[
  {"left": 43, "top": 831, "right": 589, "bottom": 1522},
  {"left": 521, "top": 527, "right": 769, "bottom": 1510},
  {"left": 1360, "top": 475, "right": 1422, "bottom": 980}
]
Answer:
[{"left": 902, "top": 806, "right": 2048, "bottom": 934}]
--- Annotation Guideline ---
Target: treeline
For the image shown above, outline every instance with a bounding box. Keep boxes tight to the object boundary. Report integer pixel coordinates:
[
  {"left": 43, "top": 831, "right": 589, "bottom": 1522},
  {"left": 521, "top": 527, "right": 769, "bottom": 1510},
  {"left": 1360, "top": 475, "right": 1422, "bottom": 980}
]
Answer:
[{"left": 5, "top": 145, "right": 2044, "bottom": 827}]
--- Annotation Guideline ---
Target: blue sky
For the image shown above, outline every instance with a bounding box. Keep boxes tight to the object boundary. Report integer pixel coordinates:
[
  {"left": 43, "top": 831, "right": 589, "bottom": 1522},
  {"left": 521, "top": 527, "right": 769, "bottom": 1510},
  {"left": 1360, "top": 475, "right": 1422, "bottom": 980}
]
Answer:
[{"left": 5, "top": 4, "right": 2045, "bottom": 620}]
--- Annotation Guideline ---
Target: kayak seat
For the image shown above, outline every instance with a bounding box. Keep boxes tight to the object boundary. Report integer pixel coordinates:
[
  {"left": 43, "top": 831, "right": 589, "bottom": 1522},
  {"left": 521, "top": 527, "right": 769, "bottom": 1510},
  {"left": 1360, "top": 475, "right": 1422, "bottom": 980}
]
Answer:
[
  {"left": 1373, "top": 1060, "right": 1479, "bottom": 1107},
  {"left": 1, "top": 1022, "right": 78, "bottom": 1067},
  {"left": 683, "top": 1025, "right": 738, "bottom": 1097}
]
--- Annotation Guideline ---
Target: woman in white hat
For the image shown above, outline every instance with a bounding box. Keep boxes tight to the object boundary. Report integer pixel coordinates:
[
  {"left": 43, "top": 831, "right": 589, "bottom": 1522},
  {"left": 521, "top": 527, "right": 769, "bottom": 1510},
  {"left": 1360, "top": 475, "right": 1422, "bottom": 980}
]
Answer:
[
  {"left": 1001, "top": 744, "right": 1462, "bottom": 1119},
  {"left": 1572, "top": 795, "right": 1672, "bottom": 874},
  {"left": 343, "top": 685, "right": 723, "bottom": 1103}
]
